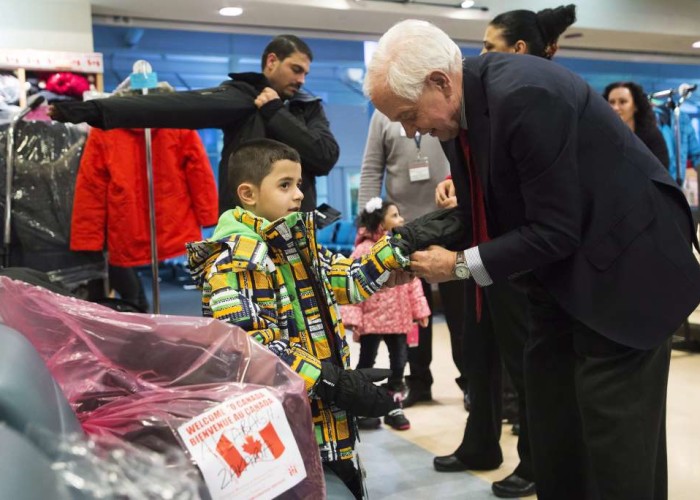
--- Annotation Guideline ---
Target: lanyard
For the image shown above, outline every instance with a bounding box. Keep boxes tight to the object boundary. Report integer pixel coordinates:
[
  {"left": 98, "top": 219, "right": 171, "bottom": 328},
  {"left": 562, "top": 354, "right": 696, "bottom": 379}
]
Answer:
[{"left": 413, "top": 134, "right": 422, "bottom": 151}]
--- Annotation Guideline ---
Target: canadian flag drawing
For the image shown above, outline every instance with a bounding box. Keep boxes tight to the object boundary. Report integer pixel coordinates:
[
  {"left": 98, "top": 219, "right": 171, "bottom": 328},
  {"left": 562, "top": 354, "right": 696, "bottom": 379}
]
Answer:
[
  {"left": 177, "top": 389, "right": 307, "bottom": 499},
  {"left": 216, "top": 421, "right": 286, "bottom": 477}
]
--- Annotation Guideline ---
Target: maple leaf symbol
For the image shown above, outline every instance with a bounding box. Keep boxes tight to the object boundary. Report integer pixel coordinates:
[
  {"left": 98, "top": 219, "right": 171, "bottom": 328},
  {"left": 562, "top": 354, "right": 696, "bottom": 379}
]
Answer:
[{"left": 241, "top": 435, "right": 263, "bottom": 456}]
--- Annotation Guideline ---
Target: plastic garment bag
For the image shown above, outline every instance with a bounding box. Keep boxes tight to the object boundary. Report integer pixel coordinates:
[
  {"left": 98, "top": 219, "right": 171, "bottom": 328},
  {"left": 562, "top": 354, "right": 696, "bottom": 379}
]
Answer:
[
  {"left": 0, "top": 276, "right": 324, "bottom": 499},
  {"left": 0, "top": 121, "right": 105, "bottom": 288}
]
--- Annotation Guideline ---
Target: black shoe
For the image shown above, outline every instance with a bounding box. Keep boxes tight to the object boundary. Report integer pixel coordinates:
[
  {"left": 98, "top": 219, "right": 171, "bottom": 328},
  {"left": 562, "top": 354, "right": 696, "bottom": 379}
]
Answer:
[
  {"left": 356, "top": 417, "right": 381, "bottom": 430},
  {"left": 492, "top": 473, "right": 536, "bottom": 498},
  {"left": 433, "top": 453, "right": 501, "bottom": 472},
  {"left": 402, "top": 388, "right": 432, "bottom": 408},
  {"left": 384, "top": 409, "right": 411, "bottom": 430}
]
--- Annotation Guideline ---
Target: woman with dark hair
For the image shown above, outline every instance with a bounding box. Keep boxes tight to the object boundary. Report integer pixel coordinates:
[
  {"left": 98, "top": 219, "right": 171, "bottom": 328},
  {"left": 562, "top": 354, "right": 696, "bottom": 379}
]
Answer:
[
  {"left": 603, "top": 81, "right": 670, "bottom": 168},
  {"left": 482, "top": 4, "right": 577, "bottom": 59}
]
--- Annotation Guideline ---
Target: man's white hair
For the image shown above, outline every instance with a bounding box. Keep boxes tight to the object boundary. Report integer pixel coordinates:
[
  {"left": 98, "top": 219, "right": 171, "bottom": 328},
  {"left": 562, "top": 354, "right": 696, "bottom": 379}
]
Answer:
[{"left": 364, "top": 19, "right": 462, "bottom": 103}]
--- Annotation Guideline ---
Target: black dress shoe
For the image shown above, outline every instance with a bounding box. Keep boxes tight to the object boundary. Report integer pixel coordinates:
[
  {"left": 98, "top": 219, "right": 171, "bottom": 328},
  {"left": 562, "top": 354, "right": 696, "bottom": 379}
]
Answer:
[
  {"left": 433, "top": 453, "right": 501, "bottom": 472},
  {"left": 492, "top": 473, "right": 536, "bottom": 498},
  {"left": 402, "top": 388, "right": 432, "bottom": 408},
  {"left": 463, "top": 392, "right": 471, "bottom": 412}
]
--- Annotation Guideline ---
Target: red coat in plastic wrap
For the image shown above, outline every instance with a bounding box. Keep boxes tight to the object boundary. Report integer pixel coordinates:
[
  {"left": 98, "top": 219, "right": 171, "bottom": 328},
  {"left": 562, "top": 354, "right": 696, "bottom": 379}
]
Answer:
[
  {"left": 0, "top": 276, "right": 324, "bottom": 499},
  {"left": 70, "top": 128, "right": 219, "bottom": 267}
]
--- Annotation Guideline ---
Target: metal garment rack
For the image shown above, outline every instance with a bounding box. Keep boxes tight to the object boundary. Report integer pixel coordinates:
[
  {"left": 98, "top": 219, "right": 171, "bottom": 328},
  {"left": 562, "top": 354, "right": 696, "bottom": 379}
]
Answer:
[
  {"left": 672, "top": 85, "right": 696, "bottom": 186},
  {"left": 132, "top": 60, "right": 161, "bottom": 313},
  {"left": 651, "top": 84, "right": 699, "bottom": 346},
  {"left": 652, "top": 84, "right": 698, "bottom": 185}
]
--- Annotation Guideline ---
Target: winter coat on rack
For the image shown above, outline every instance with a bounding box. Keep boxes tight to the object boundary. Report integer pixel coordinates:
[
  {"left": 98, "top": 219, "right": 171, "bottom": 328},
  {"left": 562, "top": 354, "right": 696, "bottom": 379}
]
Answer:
[
  {"left": 52, "top": 72, "right": 339, "bottom": 213},
  {"left": 341, "top": 227, "right": 430, "bottom": 336},
  {"left": 655, "top": 106, "right": 700, "bottom": 184},
  {"left": 70, "top": 128, "right": 218, "bottom": 267}
]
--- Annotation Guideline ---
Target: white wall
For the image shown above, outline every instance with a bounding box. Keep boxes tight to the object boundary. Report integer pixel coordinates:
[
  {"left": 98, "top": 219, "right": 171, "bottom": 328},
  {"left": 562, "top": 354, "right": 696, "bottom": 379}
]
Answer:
[{"left": 0, "top": 0, "right": 93, "bottom": 52}]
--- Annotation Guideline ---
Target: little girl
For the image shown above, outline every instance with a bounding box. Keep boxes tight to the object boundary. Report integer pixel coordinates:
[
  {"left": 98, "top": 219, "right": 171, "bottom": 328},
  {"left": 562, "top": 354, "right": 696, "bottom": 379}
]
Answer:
[{"left": 341, "top": 197, "right": 430, "bottom": 431}]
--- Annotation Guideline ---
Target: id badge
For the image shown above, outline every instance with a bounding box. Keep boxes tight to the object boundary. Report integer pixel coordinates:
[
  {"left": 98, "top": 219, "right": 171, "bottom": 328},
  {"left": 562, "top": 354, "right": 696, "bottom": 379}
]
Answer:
[{"left": 409, "top": 156, "right": 431, "bottom": 182}]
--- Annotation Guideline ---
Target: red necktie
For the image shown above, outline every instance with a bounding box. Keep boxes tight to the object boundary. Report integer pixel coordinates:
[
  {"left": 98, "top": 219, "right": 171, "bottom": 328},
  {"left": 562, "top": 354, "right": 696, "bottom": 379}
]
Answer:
[{"left": 459, "top": 129, "right": 490, "bottom": 321}]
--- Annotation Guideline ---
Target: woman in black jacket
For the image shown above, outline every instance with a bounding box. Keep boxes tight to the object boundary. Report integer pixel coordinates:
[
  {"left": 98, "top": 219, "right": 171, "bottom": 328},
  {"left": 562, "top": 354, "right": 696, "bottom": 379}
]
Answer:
[{"left": 604, "top": 81, "right": 670, "bottom": 168}]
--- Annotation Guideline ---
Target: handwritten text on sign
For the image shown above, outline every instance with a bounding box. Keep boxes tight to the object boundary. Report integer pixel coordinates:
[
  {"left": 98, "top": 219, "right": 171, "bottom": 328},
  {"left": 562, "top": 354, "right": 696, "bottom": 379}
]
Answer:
[{"left": 177, "top": 388, "right": 306, "bottom": 500}]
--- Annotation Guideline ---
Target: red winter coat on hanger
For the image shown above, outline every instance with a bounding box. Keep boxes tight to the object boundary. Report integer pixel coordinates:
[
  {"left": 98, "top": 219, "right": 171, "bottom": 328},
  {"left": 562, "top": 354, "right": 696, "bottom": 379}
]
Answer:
[{"left": 70, "top": 128, "right": 219, "bottom": 266}]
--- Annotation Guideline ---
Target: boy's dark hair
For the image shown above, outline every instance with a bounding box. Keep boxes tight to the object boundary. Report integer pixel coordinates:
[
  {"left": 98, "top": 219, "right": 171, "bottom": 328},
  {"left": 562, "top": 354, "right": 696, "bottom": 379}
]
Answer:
[
  {"left": 356, "top": 199, "right": 397, "bottom": 234},
  {"left": 261, "top": 34, "right": 314, "bottom": 69},
  {"left": 227, "top": 139, "right": 301, "bottom": 206}
]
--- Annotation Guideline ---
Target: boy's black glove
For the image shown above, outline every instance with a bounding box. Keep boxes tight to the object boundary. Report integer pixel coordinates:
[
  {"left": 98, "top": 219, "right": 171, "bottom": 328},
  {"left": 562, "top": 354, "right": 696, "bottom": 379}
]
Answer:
[
  {"left": 390, "top": 207, "right": 470, "bottom": 255},
  {"left": 315, "top": 362, "right": 397, "bottom": 417}
]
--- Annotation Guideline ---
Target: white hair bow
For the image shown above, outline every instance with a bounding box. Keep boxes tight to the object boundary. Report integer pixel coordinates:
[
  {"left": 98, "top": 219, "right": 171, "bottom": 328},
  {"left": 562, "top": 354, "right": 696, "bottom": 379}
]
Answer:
[{"left": 365, "top": 197, "right": 383, "bottom": 214}]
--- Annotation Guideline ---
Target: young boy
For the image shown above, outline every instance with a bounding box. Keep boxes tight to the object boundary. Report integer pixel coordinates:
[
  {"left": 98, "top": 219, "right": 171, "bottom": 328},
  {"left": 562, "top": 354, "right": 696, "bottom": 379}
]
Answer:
[{"left": 186, "top": 138, "right": 407, "bottom": 498}]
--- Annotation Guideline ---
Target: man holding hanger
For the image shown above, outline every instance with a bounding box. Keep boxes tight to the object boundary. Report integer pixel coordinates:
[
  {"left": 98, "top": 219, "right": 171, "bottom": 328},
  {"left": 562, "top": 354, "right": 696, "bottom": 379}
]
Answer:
[{"left": 49, "top": 34, "right": 339, "bottom": 214}]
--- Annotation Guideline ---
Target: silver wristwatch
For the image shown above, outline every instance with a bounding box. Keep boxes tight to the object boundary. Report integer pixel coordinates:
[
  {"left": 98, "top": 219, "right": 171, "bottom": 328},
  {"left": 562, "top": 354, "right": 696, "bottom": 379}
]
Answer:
[{"left": 453, "top": 251, "right": 471, "bottom": 280}]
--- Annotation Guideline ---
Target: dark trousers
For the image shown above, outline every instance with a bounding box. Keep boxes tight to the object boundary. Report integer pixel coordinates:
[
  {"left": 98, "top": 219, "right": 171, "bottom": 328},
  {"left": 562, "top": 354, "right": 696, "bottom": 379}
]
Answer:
[
  {"left": 356, "top": 334, "right": 408, "bottom": 391},
  {"left": 406, "top": 278, "right": 433, "bottom": 392},
  {"left": 455, "top": 279, "right": 533, "bottom": 481},
  {"left": 525, "top": 281, "right": 671, "bottom": 500},
  {"left": 109, "top": 265, "right": 149, "bottom": 312},
  {"left": 324, "top": 460, "right": 363, "bottom": 499},
  {"left": 406, "top": 279, "right": 469, "bottom": 393},
  {"left": 438, "top": 279, "right": 469, "bottom": 393}
]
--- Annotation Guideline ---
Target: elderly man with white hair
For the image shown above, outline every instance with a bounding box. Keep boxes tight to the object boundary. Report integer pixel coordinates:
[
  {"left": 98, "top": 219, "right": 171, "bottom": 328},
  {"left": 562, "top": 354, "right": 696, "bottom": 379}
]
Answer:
[{"left": 366, "top": 19, "right": 700, "bottom": 500}]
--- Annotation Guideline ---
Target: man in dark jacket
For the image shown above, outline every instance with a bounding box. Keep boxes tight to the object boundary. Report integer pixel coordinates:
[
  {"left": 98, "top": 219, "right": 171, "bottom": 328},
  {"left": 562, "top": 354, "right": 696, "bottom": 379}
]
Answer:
[
  {"left": 49, "top": 34, "right": 339, "bottom": 214},
  {"left": 366, "top": 20, "right": 700, "bottom": 500}
]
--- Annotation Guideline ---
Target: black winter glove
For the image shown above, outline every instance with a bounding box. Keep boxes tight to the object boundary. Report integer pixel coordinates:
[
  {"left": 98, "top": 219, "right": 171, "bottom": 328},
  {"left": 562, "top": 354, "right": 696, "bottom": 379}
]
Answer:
[
  {"left": 315, "top": 362, "right": 397, "bottom": 417},
  {"left": 390, "top": 207, "right": 471, "bottom": 256},
  {"left": 50, "top": 101, "right": 101, "bottom": 125}
]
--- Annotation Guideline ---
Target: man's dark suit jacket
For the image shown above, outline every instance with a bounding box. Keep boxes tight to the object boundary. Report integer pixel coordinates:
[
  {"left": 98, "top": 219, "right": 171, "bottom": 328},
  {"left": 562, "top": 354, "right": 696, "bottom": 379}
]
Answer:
[{"left": 448, "top": 52, "right": 700, "bottom": 349}]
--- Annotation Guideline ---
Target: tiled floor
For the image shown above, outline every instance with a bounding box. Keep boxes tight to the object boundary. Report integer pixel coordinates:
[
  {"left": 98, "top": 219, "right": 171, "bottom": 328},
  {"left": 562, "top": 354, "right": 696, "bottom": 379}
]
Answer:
[
  {"left": 152, "top": 280, "right": 700, "bottom": 499},
  {"left": 351, "top": 322, "right": 700, "bottom": 500}
]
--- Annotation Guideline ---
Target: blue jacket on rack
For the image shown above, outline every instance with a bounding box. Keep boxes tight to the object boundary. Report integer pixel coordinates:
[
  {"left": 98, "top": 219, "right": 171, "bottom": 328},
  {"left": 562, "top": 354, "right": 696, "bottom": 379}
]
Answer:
[{"left": 655, "top": 106, "right": 700, "bottom": 184}]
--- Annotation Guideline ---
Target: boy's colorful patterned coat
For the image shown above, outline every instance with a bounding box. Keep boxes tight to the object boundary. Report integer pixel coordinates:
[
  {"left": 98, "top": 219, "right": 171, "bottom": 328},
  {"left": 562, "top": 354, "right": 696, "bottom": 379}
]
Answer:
[
  {"left": 341, "top": 227, "right": 430, "bottom": 336},
  {"left": 187, "top": 208, "right": 403, "bottom": 462}
]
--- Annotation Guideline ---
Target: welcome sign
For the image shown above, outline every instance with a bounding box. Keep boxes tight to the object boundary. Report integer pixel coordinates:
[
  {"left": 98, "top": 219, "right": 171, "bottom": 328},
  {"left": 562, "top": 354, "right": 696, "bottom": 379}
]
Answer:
[{"left": 177, "top": 388, "right": 306, "bottom": 499}]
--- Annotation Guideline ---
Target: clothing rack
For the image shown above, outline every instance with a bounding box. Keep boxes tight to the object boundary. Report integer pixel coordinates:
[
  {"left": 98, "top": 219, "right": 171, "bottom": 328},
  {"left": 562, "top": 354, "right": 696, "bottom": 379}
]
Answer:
[
  {"left": 1, "top": 49, "right": 104, "bottom": 268},
  {"left": 651, "top": 84, "right": 700, "bottom": 348},
  {"left": 126, "top": 60, "right": 161, "bottom": 313},
  {"left": 651, "top": 84, "right": 697, "bottom": 185},
  {"left": 0, "top": 49, "right": 104, "bottom": 107}
]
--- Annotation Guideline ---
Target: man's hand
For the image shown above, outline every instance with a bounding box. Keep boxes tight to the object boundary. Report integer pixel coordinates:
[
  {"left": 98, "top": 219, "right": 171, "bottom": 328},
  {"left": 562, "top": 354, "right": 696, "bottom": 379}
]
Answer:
[
  {"left": 435, "top": 179, "right": 456, "bottom": 209},
  {"left": 438, "top": 195, "right": 458, "bottom": 209},
  {"left": 410, "top": 245, "right": 457, "bottom": 283},
  {"left": 254, "top": 87, "right": 281, "bottom": 108}
]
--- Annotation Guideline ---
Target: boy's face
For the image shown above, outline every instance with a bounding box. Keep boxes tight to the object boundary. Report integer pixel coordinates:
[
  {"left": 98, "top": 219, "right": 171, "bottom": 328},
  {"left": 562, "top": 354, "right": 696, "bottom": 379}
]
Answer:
[{"left": 242, "top": 159, "right": 304, "bottom": 222}]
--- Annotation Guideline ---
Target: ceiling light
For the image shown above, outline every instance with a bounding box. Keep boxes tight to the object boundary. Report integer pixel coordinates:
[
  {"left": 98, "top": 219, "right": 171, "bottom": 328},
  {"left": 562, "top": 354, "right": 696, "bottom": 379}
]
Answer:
[
  {"left": 693, "top": 40, "right": 700, "bottom": 49},
  {"left": 461, "top": 0, "right": 475, "bottom": 8},
  {"left": 219, "top": 7, "right": 243, "bottom": 16}
]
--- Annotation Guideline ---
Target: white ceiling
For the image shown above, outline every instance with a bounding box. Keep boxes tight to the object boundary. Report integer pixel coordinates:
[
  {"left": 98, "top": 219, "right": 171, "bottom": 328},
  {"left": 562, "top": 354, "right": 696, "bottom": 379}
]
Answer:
[{"left": 90, "top": 0, "right": 700, "bottom": 57}]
